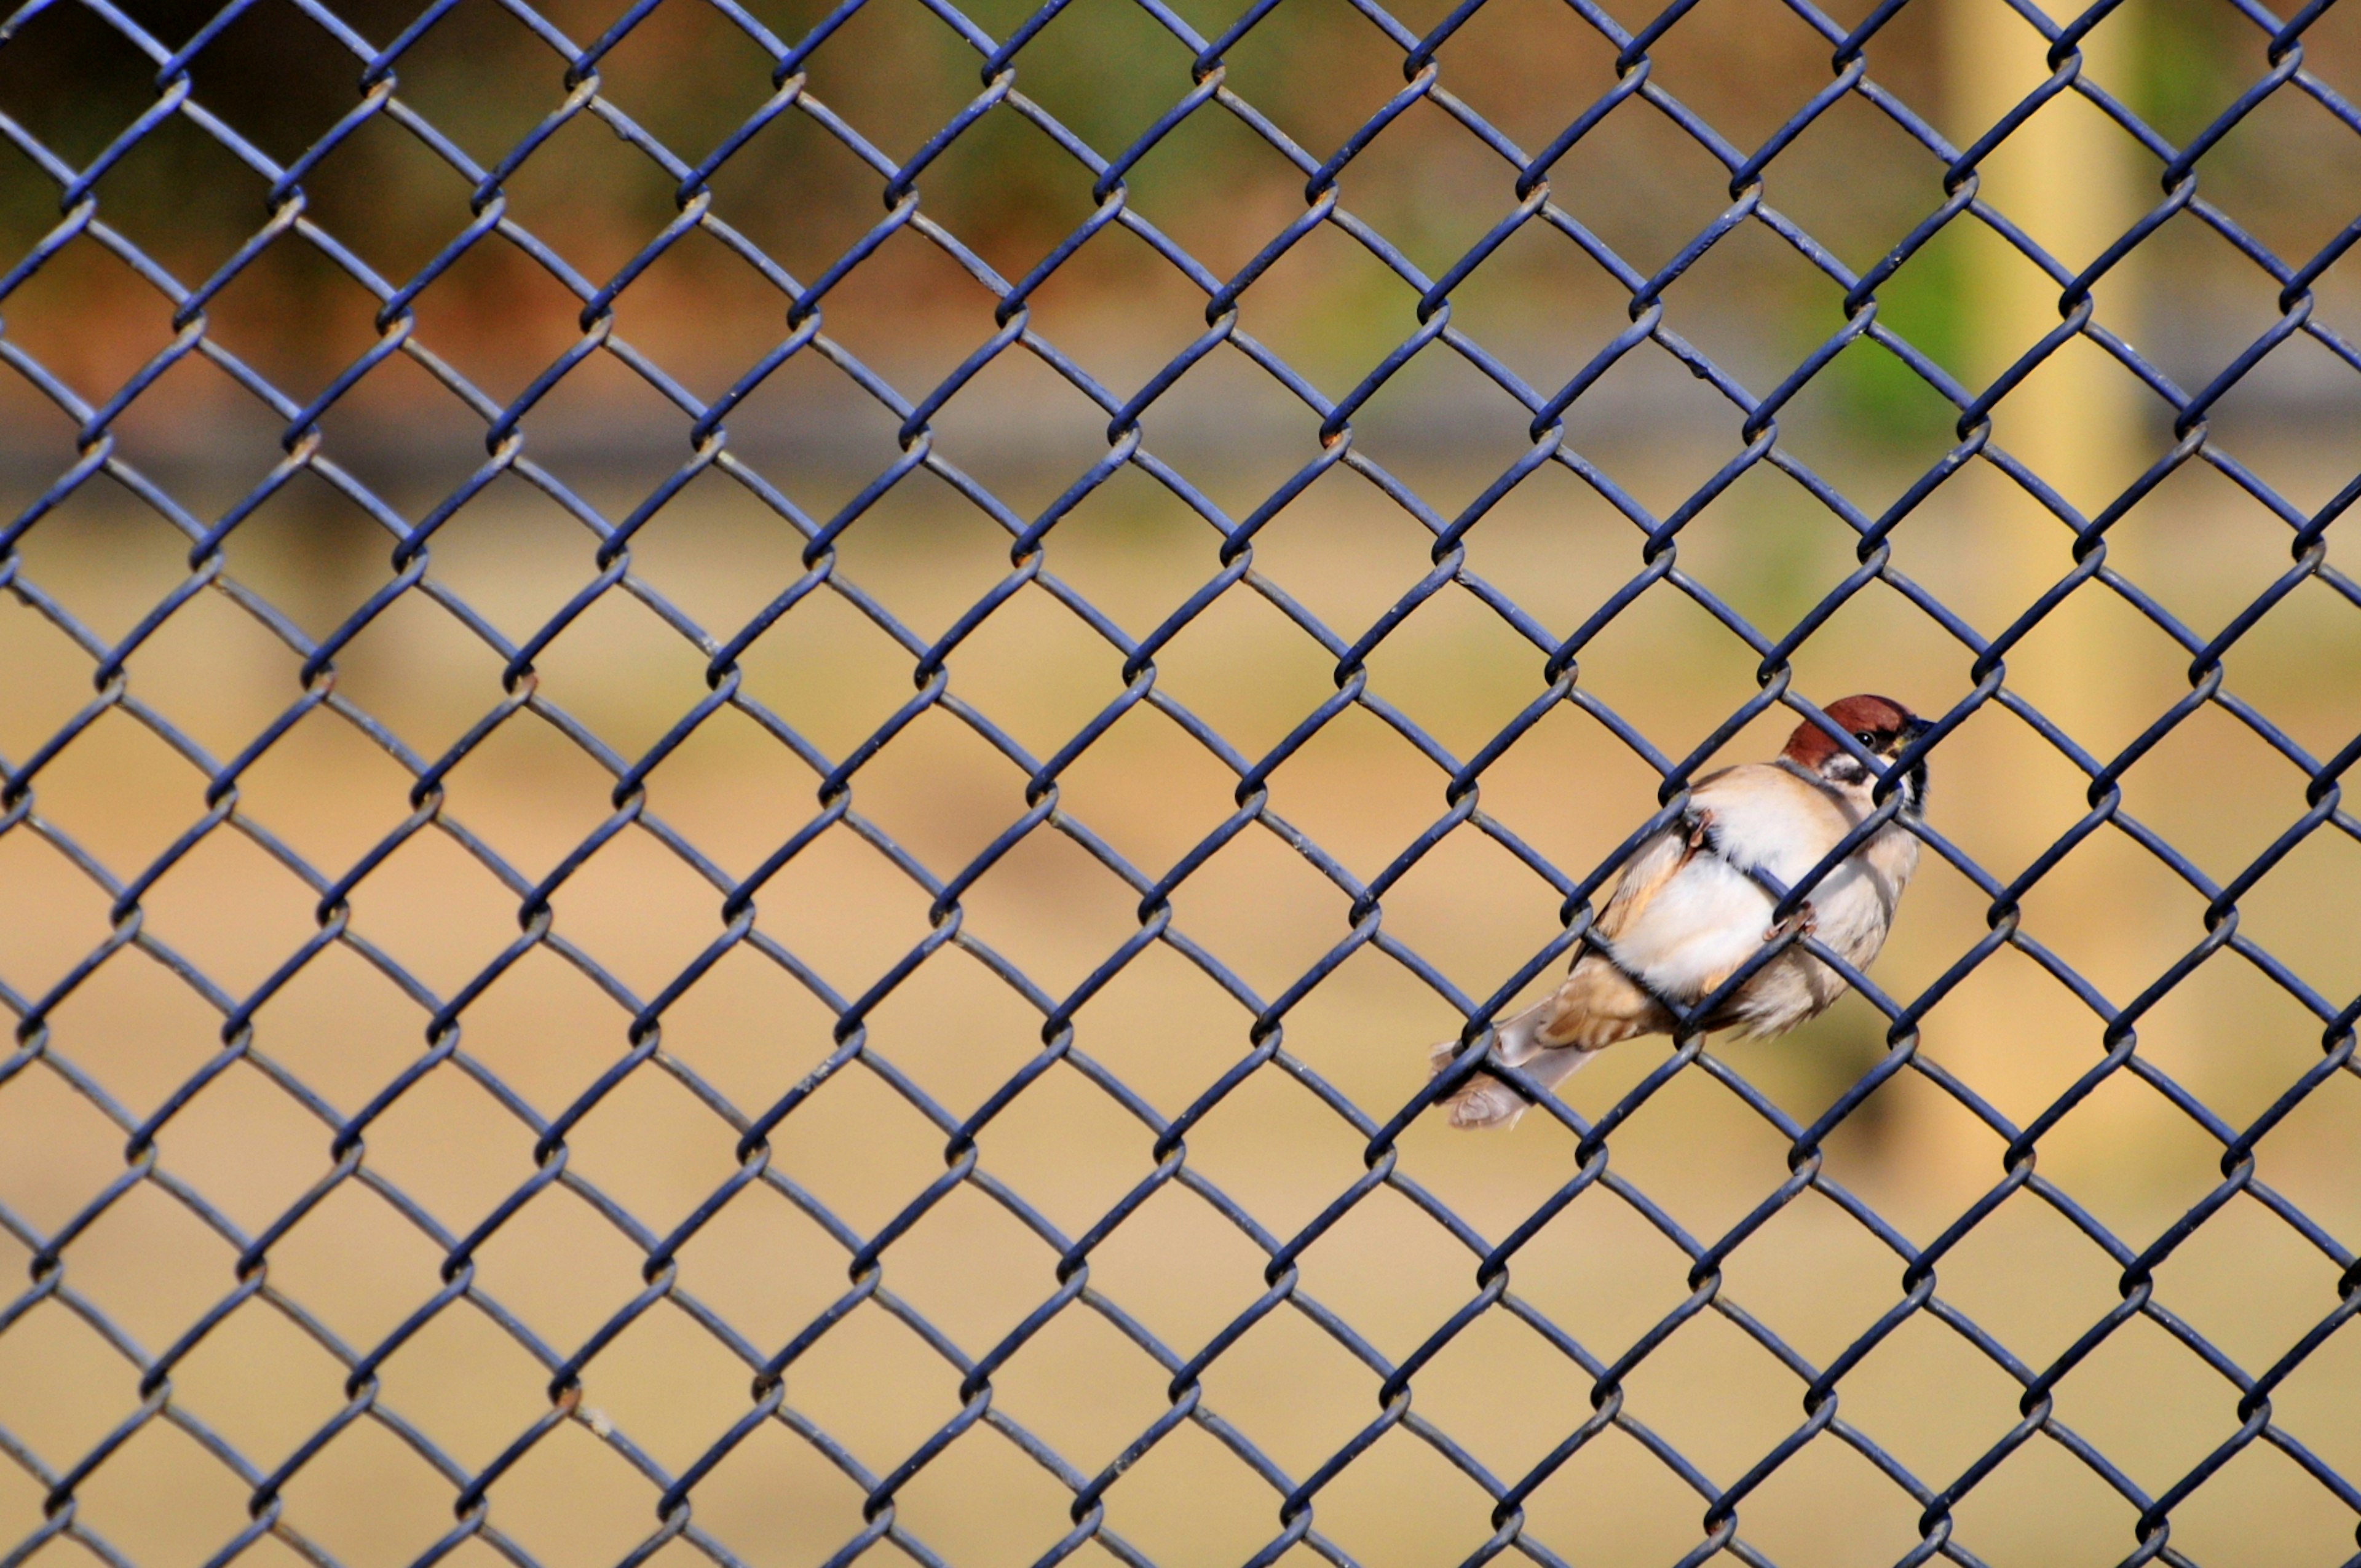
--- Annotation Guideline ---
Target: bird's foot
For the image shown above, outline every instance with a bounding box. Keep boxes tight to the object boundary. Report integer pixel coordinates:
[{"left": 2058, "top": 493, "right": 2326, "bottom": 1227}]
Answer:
[
  {"left": 1685, "top": 808, "right": 1716, "bottom": 850},
  {"left": 1763, "top": 903, "right": 1817, "bottom": 944}
]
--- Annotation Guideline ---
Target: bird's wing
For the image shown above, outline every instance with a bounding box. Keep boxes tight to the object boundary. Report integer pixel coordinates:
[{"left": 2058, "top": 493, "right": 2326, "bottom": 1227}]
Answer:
[
  {"left": 1520, "top": 766, "right": 1864, "bottom": 1055},
  {"left": 1588, "top": 761, "right": 1838, "bottom": 944},
  {"left": 1592, "top": 765, "right": 1856, "bottom": 1002},
  {"left": 1592, "top": 823, "right": 1698, "bottom": 941},
  {"left": 1517, "top": 814, "right": 1704, "bottom": 1055}
]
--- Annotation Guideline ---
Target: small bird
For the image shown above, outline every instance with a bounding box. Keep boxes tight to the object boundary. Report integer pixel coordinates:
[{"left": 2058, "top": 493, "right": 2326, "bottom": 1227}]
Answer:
[{"left": 1433, "top": 695, "right": 1931, "bottom": 1130}]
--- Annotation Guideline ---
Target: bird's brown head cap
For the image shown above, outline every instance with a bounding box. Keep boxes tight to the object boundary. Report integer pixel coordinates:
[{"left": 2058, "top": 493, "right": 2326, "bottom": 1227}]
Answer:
[{"left": 1782, "top": 695, "right": 1918, "bottom": 769}]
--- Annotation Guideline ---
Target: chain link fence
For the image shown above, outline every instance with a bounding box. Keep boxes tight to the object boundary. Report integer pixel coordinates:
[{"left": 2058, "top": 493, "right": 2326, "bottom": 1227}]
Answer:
[{"left": 1, "top": 0, "right": 2359, "bottom": 1559}]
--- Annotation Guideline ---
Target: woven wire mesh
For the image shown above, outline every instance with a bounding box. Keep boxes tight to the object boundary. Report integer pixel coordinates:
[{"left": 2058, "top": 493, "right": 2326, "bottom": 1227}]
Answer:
[{"left": 1, "top": 0, "right": 2358, "bottom": 1559}]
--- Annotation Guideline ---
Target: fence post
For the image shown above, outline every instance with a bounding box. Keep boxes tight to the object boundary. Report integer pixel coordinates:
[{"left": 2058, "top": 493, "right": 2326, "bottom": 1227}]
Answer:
[
  {"left": 1936, "top": 0, "right": 2159, "bottom": 1177},
  {"left": 1943, "top": 0, "right": 2145, "bottom": 551}
]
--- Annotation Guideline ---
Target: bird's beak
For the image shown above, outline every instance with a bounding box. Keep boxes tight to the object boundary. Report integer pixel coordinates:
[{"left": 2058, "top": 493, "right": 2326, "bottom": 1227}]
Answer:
[{"left": 1902, "top": 716, "right": 1934, "bottom": 743}]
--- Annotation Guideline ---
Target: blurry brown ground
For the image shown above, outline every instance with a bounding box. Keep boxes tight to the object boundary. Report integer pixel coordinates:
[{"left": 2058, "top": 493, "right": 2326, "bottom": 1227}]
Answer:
[{"left": 4, "top": 0, "right": 2361, "bottom": 1560}]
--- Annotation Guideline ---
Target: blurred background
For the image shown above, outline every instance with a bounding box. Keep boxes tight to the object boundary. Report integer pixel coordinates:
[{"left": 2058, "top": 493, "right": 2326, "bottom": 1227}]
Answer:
[{"left": 2, "top": 0, "right": 2359, "bottom": 1559}]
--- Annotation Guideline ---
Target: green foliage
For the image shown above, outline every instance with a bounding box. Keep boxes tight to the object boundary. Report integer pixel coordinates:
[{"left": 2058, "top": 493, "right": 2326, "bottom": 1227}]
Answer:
[
  {"left": 2122, "top": 0, "right": 2239, "bottom": 149},
  {"left": 1818, "top": 225, "right": 1971, "bottom": 451}
]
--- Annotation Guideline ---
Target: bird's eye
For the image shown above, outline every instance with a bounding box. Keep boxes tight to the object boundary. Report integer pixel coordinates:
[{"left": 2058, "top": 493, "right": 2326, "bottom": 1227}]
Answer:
[{"left": 1854, "top": 730, "right": 1878, "bottom": 746}]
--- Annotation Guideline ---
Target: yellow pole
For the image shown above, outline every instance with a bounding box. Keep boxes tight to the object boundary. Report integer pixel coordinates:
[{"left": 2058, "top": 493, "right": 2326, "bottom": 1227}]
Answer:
[
  {"left": 1923, "top": 0, "right": 2169, "bottom": 1202},
  {"left": 1947, "top": 0, "right": 2146, "bottom": 536}
]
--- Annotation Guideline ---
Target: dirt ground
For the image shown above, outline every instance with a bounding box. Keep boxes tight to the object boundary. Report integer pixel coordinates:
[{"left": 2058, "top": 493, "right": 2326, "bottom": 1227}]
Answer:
[{"left": 2, "top": 432, "right": 2357, "bottom": 1567}]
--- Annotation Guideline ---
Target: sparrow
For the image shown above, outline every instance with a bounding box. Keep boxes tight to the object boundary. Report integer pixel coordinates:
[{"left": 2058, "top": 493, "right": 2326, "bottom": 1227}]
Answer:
[{"left": 1433, "top": 695, "right": 1931, "bottom": 1130}]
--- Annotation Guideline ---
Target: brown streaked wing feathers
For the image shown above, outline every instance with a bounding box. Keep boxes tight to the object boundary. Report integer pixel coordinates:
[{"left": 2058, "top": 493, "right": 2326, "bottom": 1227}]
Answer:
[
  {"left": 1530, "top": 828, "right": 1690, "bottom": 1051},
  {"left": 1529, "top": 959, "right": 1669, "bottom": 1051},
  {"left": 1593, "top": 820, "right": 1698, "bottom": 941}
]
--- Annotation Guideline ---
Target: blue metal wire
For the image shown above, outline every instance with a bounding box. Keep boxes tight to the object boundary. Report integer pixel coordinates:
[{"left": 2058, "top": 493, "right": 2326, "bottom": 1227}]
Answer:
[{"left": 0, "top": 0, "right": 2357, "bottom": 1561}]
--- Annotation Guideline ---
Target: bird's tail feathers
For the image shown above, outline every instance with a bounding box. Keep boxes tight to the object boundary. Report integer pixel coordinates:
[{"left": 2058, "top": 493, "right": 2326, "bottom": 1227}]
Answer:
[{"left": 1428, "top": 999, "right": 1594, "bottom": 1130}]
